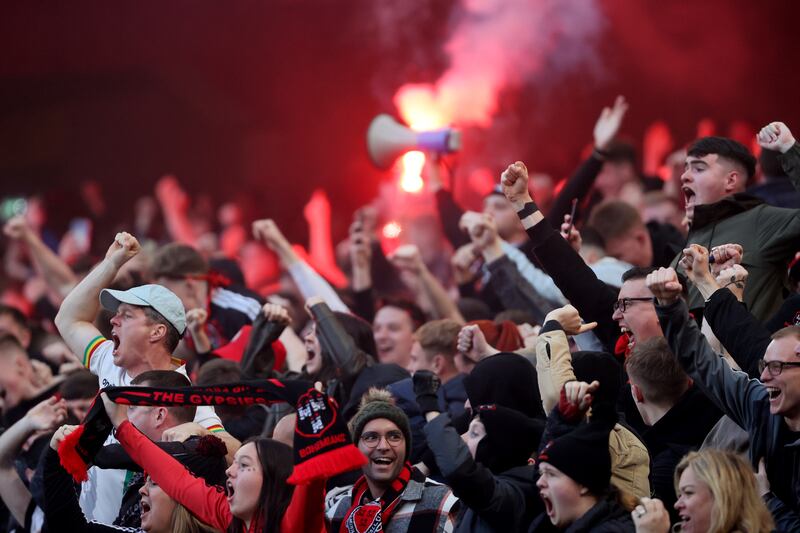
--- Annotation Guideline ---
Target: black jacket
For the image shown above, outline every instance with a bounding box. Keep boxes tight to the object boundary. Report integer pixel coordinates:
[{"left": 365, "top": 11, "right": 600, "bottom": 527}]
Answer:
[
  {"left": 528, "top": 495, "right": 634, "bottom": 533},
  {"left": 636, "top": 386, "right": 720, "bottom": 520},
  {"left": 424, "top": 413, "right": 541, "bottom": 532},
  {"left": 657, "top": 299, "right": 800, "bottom": 532}
]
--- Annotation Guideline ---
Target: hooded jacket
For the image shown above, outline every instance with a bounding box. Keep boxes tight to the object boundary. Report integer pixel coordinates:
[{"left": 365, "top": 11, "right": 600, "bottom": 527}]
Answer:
[{"left": 674, "top": 142, "right": 800, "bottom": 321}]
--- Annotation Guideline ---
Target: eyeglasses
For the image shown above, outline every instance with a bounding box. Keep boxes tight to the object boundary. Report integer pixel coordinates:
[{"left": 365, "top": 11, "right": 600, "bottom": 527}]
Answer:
[
  {"left": 612, "top": 297, "right": 655, "bottom": 313},
  {"left": 360, "top": 431, "right": 405, "bottom": 448},
  {"left": 758, "top": 360, "right": 800, "bottom": 376}
]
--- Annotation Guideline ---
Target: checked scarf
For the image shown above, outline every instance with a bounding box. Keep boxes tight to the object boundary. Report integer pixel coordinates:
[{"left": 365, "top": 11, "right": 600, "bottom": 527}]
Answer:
[{"left": 58, "top": 379, "right": 365, "bottom": 484}]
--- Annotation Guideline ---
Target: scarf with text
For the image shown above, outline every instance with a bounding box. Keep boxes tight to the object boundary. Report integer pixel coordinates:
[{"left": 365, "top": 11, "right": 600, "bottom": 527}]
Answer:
[{"left": 58, "top": 379, "right": 364, "bottom": 484}]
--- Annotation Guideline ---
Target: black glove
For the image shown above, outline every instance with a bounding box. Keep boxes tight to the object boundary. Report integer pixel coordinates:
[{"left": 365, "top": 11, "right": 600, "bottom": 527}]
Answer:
[{"left": 413, "top": 370, "right": 442, "bottom": 415}]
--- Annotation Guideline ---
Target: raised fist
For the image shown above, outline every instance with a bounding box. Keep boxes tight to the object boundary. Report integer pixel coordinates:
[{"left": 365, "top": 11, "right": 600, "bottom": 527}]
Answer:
[
  {"left": 544, "top": 304, "right": 597, "bottom": 336},
  {"left": 185, "top": 308, "right": 208, "bottom": 334},
  {"left": 757, "top": 122, "right": 796, "bottom": 154},
  {"left": 105, "top": 232, "right": 140, "bottom": 268},
  {"left": 646, "top": 267, "right": 683, "bottom": 306},
  {"left": 261, "top": 302, "right": 292, "bottom": 326},
  {"left": 459, "top": 212, "right": 498, "bottom": 252},
  {"left": 388, "top": 244, "right": 425, "bottom": 275},
  {"left": 709, "top": 243, "right": 743, "bottom": 276},
  {"left": 500, "top": 161, "right": 532, "bottom": 209},
  {"left": 451, "top": 243, "right": 479, "bottom": 285},
  {"left": 3, "top": 215, "right": 32, "bottom": 241},
  {"left": 252, "top": 219, "right": 290, "bottom": 253},
  {"left": 678, "top": 244, "right": 713, "bottom": 285}
]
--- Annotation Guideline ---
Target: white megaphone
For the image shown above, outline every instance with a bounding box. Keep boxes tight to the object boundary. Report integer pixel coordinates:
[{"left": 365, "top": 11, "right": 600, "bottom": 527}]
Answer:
[{"left": 366, "top": 114, "right": 461, "bottom": 169}]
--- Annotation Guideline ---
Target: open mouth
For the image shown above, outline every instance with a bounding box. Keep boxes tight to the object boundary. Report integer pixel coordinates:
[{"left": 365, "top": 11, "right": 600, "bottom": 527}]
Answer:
[
  {"left": 140, "top": 500, "right": 151, "bottom": 515},
  {"left": 226, "top": 480, "right": 235, "bottom": 501},
  {"left": 541, "top": 493, "right": 554, "bottom": 518},
  {"left": 111, "top": 333, "right": 121, "bottom": 353},
  {"left": 680, "top": 514, "right": 691, "bottom": 527},
  {"left": 372, "top": 457, "right": 394, "bottom": 467},
  {"left": 766, "top": 386, "right": 781, "bottom": 401},
  {"left": 682, "top": 187, "right": 696, "bottom": 208}
]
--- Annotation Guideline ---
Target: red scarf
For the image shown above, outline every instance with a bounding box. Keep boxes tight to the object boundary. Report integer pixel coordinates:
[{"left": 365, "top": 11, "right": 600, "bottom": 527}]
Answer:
[{"left": 340, "top": 463, "right": 413, "bottom": 533}]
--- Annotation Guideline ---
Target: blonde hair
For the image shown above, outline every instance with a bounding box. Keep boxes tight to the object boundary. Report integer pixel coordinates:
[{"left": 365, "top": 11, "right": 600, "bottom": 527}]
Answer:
[
  {"left": 170, "top": 503, "right": 221, "bottom": 533},
  {"left": 674, "top": 450, "right": 773, "bottom": 533}
]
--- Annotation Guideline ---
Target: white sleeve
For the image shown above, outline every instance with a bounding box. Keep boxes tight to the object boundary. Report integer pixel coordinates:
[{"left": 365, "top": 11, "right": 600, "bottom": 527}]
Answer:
[
  {"left": 498, "top": 241, "right": 567, "bottom": 304},
  {"left": 287, "top": 261, "right": 350, "bottom": 313},
  {"left": 194, "top": 405, "right": 225, "bottom": 433}
]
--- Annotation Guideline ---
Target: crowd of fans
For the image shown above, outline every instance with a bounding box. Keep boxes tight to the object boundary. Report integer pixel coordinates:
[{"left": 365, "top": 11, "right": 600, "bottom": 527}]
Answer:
[{"left": 1, "top": 97, "right": 799, "bottom": 533}]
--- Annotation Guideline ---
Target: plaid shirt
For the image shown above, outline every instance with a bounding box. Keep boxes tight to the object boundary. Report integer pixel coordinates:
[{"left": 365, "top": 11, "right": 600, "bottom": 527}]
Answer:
[{"left": 326, "top": 469, "right": 460, "bottom": 532}]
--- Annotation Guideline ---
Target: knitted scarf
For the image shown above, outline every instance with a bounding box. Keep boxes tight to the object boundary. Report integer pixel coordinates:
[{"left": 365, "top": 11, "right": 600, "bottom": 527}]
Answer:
[
  {"left": 339, "top": 462, "right": 413, "bottom": 533},
  {"left": 58, "top": 379, "right": 365, "bottom": 485}
]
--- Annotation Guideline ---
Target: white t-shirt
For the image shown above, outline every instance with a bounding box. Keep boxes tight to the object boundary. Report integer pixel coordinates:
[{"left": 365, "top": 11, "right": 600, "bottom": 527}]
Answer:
[{"left": 79, "top": 337, "right": 225, "bottom": 523}]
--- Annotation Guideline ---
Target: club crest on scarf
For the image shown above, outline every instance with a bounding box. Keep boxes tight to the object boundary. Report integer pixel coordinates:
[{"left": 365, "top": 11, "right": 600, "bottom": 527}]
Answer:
[
  {"left": 295, "top": 389, "right": 337, "bottom": 438},
  {"left": 346, "top": 502, "right": 382, "bottom": 533}
]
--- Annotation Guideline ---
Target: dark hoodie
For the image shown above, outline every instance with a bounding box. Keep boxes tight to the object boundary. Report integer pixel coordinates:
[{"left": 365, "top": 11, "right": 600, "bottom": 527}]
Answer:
[{"left": 674, "top": 181, "right": 800, "bottom": 322}]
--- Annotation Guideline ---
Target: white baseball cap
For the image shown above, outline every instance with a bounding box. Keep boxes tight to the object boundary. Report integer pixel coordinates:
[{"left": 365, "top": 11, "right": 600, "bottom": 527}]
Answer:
[{"left": 100, "top": 284, "right": 186, "bottom": 335}]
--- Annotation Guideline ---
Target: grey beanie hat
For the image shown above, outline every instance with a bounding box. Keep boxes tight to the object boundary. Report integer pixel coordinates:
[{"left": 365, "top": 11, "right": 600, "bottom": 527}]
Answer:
[{"left": 349, "top": 388, "right": 412, "bottom": 459}]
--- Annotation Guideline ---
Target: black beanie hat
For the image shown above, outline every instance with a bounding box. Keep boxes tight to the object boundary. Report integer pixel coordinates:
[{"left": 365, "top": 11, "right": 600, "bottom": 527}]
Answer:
[
  {"left": 571, "top": 351, "right": 622, "bottom": 422},
  {"left": 475, "top": 404, "right": 544, "bottom": 474},
  {"left": 463, "top": 353, "right": 543, "bottom": 418},
  {"left": 537, "top": 421, "right": 613, "bottom": 494},
  {"left": 173, "top": 435, "right": 229, "bottom": 487},
  {"left": 349, "top": 388, "right": 412, "bottom": 458}
]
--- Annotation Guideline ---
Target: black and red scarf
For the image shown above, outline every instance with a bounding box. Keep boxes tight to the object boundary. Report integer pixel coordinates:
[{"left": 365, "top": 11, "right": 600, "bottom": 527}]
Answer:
[
  {"left": 340, "top": 462, "right": 413, "bottom": 533},
  {"left": 58, "top": 379, "right": 365, "bottom": 485}
]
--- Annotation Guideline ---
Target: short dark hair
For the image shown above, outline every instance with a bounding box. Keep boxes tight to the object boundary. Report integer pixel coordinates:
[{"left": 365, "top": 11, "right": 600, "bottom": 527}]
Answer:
[
  {"left": 626, "top": 337, "right": 689, "bottom": 405},
  {"left": 197, "top": 358, "right": 243, "bottom": 385},
  {"left": 589, "top": 201, "right": 644, "bottom": 242},
  {"left": 59, "top": 369, "right": 99, "bottom": 400},
  {"left": 142, "top": 307, "right": 182, "bottom": 353},
  {"left": 603, "top": 139, "right": 637, "bottom": 166},
  {"left": 580, "top": 226, "right": 606, "bottom": 250},
  {"left": 376, "top": 298, "right": 426, "bottom": 330},
  {"left": 149, "top": 243, "right": 208, "bottom": 279},
  {"left": 0, "top": 304, "right": 29, "bottom": 332},
  {"left": 131, "top": 370, "right": 196, "bottom": 424},
  {"left": 687, "top": 136, "right": 756, "bottom": 179},
  {"left": 621, "top": 266, "right": 658, "bottom": 283}
]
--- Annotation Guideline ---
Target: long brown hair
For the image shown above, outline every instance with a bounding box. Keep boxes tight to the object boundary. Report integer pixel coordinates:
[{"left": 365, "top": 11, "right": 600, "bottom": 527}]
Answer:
[{"left": 227, "top": 438, "right": 295, "bottom": 533}]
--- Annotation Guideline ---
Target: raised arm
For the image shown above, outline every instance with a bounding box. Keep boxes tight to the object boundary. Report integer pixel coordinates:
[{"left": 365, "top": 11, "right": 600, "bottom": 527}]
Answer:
[
  {"left": 100, "top": 395, "right": 232, "bottom": 530},
  {"left": 681, "top": 244, "right": 770, "bottom": 377},
  {"left": 4, "top": 216, "right": 78, "bottom": 301},
  {"left": 1, "top": 397, "right": 67, "bottom": 525},
  {"left": 388, "top": 244, "right": 465, "bottom": 324},
  {"left": 647, "top": 266, "right": 767, "bottom": 430},
  {"left": 501, "top": 161, "right": 620, "bottom": 352},
  {"left": 546, "top": 96, "right": 629, "bottom": 226},
  {"left": 303, "top": 189, "right": 348, "bottom": 289},
  {"left": 54, "top": 232, "right": 140, "bottom": 358},
  {"left": 253, "top": 218, "right": 349, "bottom": 312}
]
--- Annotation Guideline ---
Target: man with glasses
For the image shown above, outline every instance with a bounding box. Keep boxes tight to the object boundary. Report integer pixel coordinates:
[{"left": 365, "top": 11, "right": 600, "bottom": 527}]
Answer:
[
  {"left": 325, "top": 388, "right": 459, "bottom": 532},
  {"left": 648, "top": 263, "right": 800, "bottom": 532}
]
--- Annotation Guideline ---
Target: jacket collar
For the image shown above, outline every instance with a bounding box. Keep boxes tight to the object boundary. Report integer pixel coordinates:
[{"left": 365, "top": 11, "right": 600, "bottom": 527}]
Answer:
[{"left": 690, "top": 193, "right": 763, "bottom": 231}]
